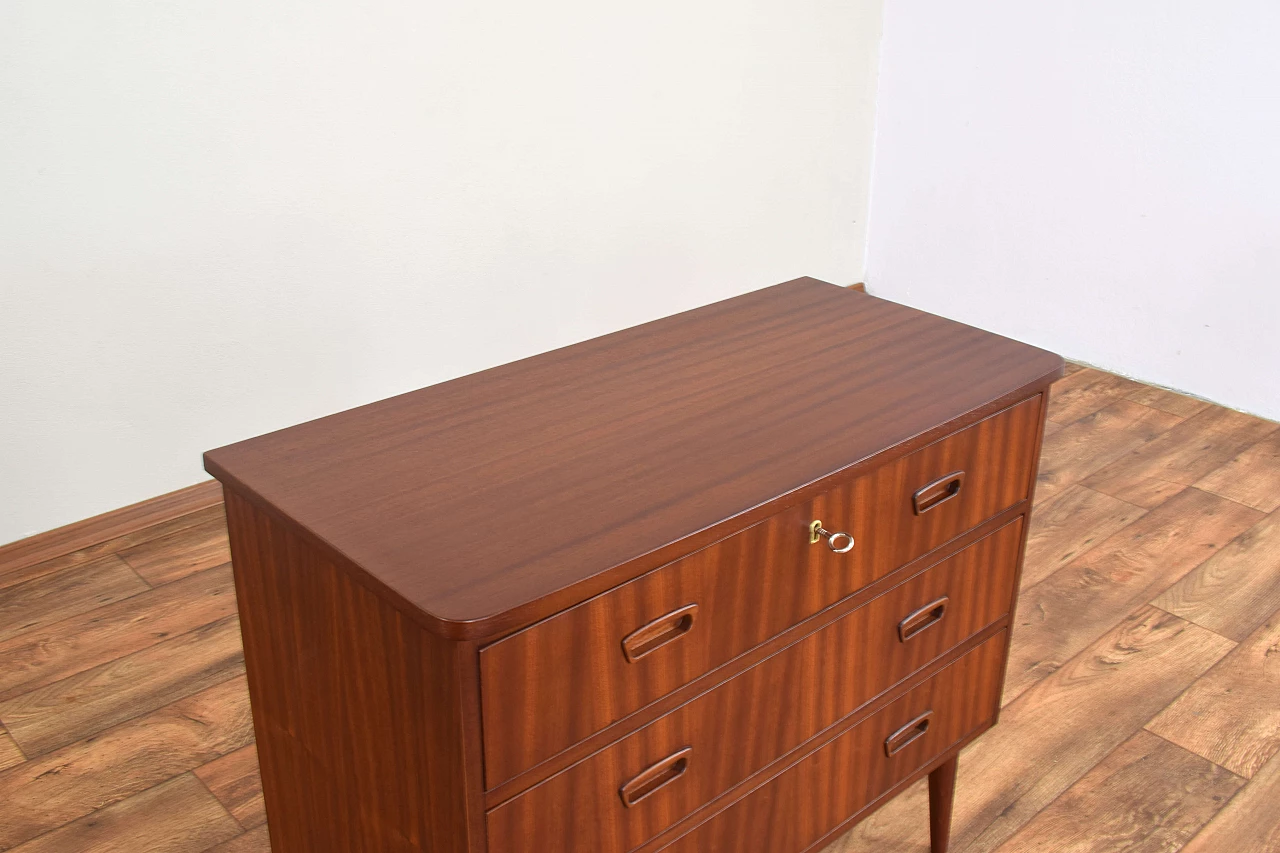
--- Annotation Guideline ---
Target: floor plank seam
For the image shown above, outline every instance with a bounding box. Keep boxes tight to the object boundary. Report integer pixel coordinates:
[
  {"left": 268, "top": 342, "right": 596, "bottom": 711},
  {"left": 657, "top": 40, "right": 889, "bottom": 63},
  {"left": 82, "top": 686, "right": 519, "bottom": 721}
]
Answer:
[
  {"left": 0, "top": 664, "right": 248, "bottom": 762},
  {"left": 0, "top": 484, "right": 224, "bottom": 577},
  {"left": 1145, "top": 603, "right": 1242, "bottom": 648},
  {"left": 1168, "top": 773, "right": 1258, "bottom": 853},
  {"left": 1139, "top": 726, "right": 1249, "bottom": 782},
  {"left": 0, "top": 513, "right": 224, "bottom": 595},
  {"left": 0, "top": 604, "right": 244, "bottom": 697},
  {"left": 122, "top": 562, "right": 156, "bottom": 591},
  {"left": 190, "top": 769, "right": 246, "bottom": 831},
  {"left": 1015, "top": 546, "right": 1215, "bottom": 641},
  {"left": 1196, "top": 489, "right": 1279, "bottom": 518},
  {"left": 2, "top": 366, "right": 1278, "bottom": 852},
  {"left": 0, "top": 561, "right": 240, "bottom": 705}
]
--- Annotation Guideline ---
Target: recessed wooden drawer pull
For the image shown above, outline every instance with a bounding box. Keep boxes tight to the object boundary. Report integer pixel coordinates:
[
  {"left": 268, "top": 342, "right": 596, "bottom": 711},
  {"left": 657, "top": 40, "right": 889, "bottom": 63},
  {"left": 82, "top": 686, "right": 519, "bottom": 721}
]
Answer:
[
  {"left": 809, "top": 520, "right": 855, "bottom": 553},
  {"left": 621, "top": 604, "right": 699, "bottom": 663},
  {"left": 912, "top": 471, "right": 966, "bottom": 515},
  {"left": 619, "top": 747, "right": 693, "bottom": 808},
  {"left": 897, "top": 597, "right": 949, "bottom": 642},
  {"left": 884, "top": 711, "right": 933, "bottom": 757}
]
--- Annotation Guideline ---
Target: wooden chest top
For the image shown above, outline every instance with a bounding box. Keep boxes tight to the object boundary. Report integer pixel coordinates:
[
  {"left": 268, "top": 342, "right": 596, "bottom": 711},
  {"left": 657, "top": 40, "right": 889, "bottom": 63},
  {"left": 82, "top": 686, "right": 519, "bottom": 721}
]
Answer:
[{"left": 204, "top": 277, "right": 1062, "bottom": 638}]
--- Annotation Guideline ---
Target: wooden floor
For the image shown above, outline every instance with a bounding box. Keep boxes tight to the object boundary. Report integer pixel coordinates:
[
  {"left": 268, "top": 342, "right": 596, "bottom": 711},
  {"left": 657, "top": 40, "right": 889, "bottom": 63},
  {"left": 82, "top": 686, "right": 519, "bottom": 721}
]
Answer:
[{"left": 2, "top": 365, "right": 1279, "bottom": 852}]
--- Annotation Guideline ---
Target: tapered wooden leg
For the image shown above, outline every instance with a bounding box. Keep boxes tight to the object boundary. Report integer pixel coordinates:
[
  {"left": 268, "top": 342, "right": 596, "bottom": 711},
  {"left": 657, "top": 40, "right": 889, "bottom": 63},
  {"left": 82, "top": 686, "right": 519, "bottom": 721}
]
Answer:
[{"left": 928, "top": 756, "right": 958, "bottom": 853}]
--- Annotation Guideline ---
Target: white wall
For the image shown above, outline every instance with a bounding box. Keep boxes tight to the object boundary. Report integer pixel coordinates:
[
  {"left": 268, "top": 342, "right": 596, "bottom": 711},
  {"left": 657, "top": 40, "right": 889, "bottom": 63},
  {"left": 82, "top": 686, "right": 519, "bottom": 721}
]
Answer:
[
  {"left": 0, "top": 0, "right": 884, "bottom": 544},
  {"left": 866, "top": 1, "right": 1280, "bottom": 421}
]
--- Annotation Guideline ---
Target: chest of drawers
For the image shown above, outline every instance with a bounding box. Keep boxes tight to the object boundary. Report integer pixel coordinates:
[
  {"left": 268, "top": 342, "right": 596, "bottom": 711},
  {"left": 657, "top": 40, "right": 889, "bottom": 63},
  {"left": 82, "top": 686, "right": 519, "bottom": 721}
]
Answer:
[{"left": 205, "top": 278, "right": 1062, "bottom": 853}]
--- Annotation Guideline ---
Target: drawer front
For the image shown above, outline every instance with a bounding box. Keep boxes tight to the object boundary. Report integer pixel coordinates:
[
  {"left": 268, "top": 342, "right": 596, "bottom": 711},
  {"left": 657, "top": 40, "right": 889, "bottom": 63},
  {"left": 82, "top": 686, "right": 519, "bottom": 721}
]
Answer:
[
  {"left": 484, "top": 519, "right": 1022, "bottom": 853},
  {"left": 480, "top": 395, "right": 1040, "bottom": 787},
  {"left": 660, "top": 631, "right": 1007, "bottom": 853}
]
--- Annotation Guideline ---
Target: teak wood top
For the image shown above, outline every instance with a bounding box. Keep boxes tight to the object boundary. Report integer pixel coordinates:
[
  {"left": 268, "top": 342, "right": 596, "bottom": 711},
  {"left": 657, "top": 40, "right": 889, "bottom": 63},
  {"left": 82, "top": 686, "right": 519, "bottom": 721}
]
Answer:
[{"left": 203, "top": 278, "right": 1063, "bottom": 638}]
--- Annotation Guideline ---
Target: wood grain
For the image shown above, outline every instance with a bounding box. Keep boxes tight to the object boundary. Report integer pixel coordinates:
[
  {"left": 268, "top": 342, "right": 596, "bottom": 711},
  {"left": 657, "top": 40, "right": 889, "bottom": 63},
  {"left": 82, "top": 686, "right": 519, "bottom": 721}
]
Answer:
[
  {"left": 0, "top": 556, "right": 149, "bottom": 644},
  {"left": 1033, "top": 400, "right": 1183, "bottom": 506},
  {"left": 118, "top": 513, "right": 232, "bottom": 585},
  {"left": 1146, "top": 613, "right": 1280, "bottom": 778},
  {"left": 990, "top": 730, "right": 1243, "bottom": 853},
  {"left": 928, "top": 756, "right": 958, "bottom": 853},
  {"left": 1152, "top": 512, "right": 1280, "bottom": 641},
  {"left": 833, "top": 607, "right": 1235, "bottom": 853},
  {"left": 1193, "top": 430, "right": 1280, "bottom": 513},
  {"left": 1126, "top": 385, "right": 1211, "bottom": 419},
  {"left": 7, "top": 773, "right": 242, "bottom": 853},
  {"left": 194, "top": 744, "right": 266, "bottom": 829},
  {"left": 957, "top": 608, "right": 1234, "bottom": 852},
  {"left": 1178, "top": 749, "right": 1280, "bottom": 853},
  {"left": 487, "top": 524, "right": 1022, "bottom": 853},
  {"left": 1004, "top": 487, "right": 1261, "bottom": 703},
  {"left": 487, "top": 512, "right": 1028, "bottom": 808},
  {"left": 7, "top": 360, "right": 1278, "bottom": 853},
  {"left": 0, "top": 563, "right": 238, "bottom": 702},
  {"left": 1022, "top": 485, "right": 1146, "bottom": 589},
  {"left": 0, "top": 481, "right": 222, "bottom": 579},
  {"left": 0, "top": 676, "right": 253, "bottom": 850},
  {"left": 1047, "top": 368, "right": 1143, "bottom": 425},
  {"left": 10, "top": 353, "right": 1280, "bottom": 850},
  {"left": 657, "top": 635, "right": 1007, "bottom": 853},
  {"left": 205, "top": 825, "right": 272, "bottom": 853},
  {"left": 0, "top": 616, "right": 246, "bottom": 756},
  {"left": 206, "top": 279, "right": 1061, "bottom": 638},
  {"left": 224, "top": 490, "right": 482, "bottom": 853},
  {"left": 0, "top": 504, "right": 225, "bottom": 594},
  {"left": 480, "top": 402, "right": 1038, "bottom": 787},
  {"left": 1085, "top": 407, "right": 1280, "bottom": 509}
]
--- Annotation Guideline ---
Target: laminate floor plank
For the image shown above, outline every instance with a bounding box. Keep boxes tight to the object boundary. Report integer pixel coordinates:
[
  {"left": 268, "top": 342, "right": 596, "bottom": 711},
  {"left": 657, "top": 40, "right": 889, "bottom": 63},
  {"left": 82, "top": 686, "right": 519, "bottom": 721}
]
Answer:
[
  {"left": 118, "top": 514, "right": 232, "bottom": 586},
  {"left": 1, "top": 368, "right": 1276, "bottom": 853},
  {"left": 825, "top": 607, "right": 1235, "bottom": 853},
  {"left": 1084, "top": 407, "right": 1280, "bottom": 509},
  {"left": 1178, "top": 750, "right": 1280, "bottom": 853},
  {"left": 0, "top": 616, "right": 246, "bottom": 757},
  {"left": 989, "top": 730, "right": 1243, "bottom": 853},
  {"left": 0, "top": 505, "right": 225, "bottom": 593},
  {"left": 1193, "top": 431, "right": 1280, "bottom": 514},
  {"left": 0, "top": 556, "right": 149, "bottom": 645},
  {"left": 194, "top": 743, "right": 266, "bottom": 830},
  {"left": 1033, "top": 400, "right": 1184, "bottom": 506},
  {"left": 1022, "top": 485, "right": 1147, "bottom": 590},
  {"left": 0, "top": 563, "right": 238, "bottom": 702},
  {"left": 8, "top": 773, "right": 241, "bottom": 853},
  {"left": 204, "top": 825, "right": 272, "bottom": 853},
  {"left": 1125, "top": 386, "right": 1212, "bottom": 419},
  {"left": 1047, "top": 368, "right": 1145, "bottom": 425},
  {"left": 0, "top": 676, "right": 253, "bottom": 850},
  {"left": 1004, "top": 488, "right": 1260, "bottom": 704},
  {"left": 1152, "top": 512, "right": 1280, "bottom": 641},
  {"left": 1146, "top": 612, "right": 1280, "bottom": 779},
  {"left": 0, "top": 482, "right": 222, "bottom": 580}
]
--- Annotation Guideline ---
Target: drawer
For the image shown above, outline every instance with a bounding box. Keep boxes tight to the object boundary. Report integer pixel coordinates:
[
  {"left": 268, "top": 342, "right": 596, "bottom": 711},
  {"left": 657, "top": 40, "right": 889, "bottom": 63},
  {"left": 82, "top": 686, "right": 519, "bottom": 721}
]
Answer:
[
  {"left": 659, "top": 630, "right": 1007, "bottom": 853},
  {"left": 484, "top": 518, "right": 1022, "bottom": 853},
  {"left": 480, "top": 395, "right": 1041, "bottom": 787}
]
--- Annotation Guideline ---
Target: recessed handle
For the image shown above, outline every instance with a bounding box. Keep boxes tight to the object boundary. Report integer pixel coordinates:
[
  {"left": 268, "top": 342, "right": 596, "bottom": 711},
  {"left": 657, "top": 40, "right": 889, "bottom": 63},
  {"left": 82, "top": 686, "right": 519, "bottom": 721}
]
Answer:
[
  {"left": 809, "top": 520, "right": 855, "bottom": 553},
  {"left": 898, "top": 597, "right": 949, "bottom": 642},
  {"left": 885, "top": 710, "right": 933, "bottom": 757},
  {"left": 619, "top": 747, "right": 693, "bottom": 808},
  {"left": 621, "top": 604, "right": 698, "bottom": 663},
  {"left": 913, "top": 471, "right": 966, "bottom": 515}
]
